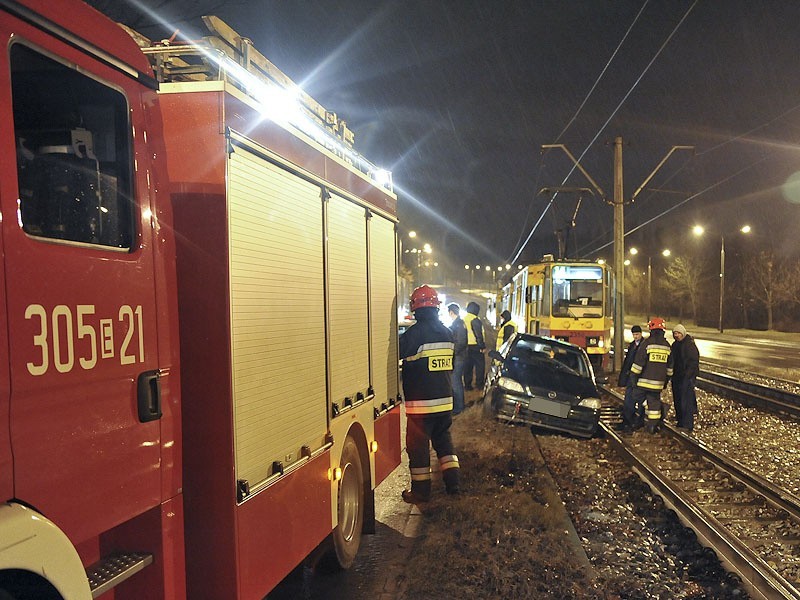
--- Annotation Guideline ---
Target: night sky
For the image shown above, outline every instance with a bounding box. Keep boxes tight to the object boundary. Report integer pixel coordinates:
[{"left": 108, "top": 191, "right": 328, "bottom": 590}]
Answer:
[{"left": 90, "top": 0, "right": 800, "bottom": 276}]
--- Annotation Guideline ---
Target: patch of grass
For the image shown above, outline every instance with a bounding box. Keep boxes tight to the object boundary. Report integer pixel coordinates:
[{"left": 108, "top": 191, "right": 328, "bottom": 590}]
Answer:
[{"left": 403, "top": 404, "right": 605, "bottom": 599}]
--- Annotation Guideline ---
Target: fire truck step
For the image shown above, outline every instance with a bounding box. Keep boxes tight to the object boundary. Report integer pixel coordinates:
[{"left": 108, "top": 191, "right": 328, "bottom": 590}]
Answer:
[{"left": 86, "top": 552, "right": 154, "bottom": 598}]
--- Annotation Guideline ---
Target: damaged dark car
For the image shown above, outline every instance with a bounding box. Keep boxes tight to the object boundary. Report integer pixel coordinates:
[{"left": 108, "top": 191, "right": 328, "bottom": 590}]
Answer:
[{"left": 482, "top": 334, "right": 603, "bottom": 438}]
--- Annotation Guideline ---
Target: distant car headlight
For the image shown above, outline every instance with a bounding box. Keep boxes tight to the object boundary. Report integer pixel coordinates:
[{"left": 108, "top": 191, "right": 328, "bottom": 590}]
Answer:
[
  {"left": 497, "top": 377, "right": 526, "bottom": 394},
  {"left": 578, "top": 397, "right": 602, "bottom": 410}
]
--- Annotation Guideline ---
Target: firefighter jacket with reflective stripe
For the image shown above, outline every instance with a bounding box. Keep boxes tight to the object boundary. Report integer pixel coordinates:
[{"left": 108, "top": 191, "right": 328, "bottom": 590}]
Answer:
[
  {"left": 464, "top": 313, "right": 485, "bottom": 348},
  {"left": 630, "top": 329, "right": 673, "bottom": 390},
  {"left": 496, "top": 319, "right": 518, "bottom": 350},
  {"left": 400, "top": 309, "right": 455, "bottom": 415}
]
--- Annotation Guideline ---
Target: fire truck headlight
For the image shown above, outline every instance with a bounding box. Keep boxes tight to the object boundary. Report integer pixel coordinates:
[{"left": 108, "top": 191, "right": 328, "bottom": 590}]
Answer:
[
  {"left": 329, "top": 467, "right": 343, "bottom": 481},
  {"left": 370, "top": 440, "right": 379, "bottom": 453}
]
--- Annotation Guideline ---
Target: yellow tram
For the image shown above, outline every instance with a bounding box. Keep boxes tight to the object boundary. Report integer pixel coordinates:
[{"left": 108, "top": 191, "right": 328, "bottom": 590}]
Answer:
[{"left": 501, "top": 256, "right": 615, "bottom": 373}]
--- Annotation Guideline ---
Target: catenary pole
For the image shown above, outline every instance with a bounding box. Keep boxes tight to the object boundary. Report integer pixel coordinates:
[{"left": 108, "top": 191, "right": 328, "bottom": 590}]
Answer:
[
  {"left": 540, "top": 140, "right": 692, "bottom": 374},
  {"left": 613, "top": 137, "right": 625, "bottom": 372}
]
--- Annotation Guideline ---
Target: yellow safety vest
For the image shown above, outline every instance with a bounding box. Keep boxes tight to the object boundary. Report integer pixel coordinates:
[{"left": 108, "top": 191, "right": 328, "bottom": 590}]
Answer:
[
  {"left": 464, "top": 313, "right": 478, "bottom": 345},
  {"left": 496, "top": 320, "right": 518, "bottom": 349}
]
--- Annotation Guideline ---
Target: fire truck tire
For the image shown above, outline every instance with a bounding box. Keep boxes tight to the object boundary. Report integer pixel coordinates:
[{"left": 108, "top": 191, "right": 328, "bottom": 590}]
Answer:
[{"left": 330, "top": 436, "right": 364, "bottom": 569}]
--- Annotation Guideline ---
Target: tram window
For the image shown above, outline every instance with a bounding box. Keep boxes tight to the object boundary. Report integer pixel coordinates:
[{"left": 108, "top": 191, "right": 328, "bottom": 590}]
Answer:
[{"left": 11, "top": 44, "right": 133, "bottom": 249}]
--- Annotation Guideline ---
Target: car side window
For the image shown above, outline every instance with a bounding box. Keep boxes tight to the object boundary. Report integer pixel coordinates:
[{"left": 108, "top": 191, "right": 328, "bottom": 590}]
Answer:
[{"left": 11, "top": 44, "right": 133, "bottom": 249}]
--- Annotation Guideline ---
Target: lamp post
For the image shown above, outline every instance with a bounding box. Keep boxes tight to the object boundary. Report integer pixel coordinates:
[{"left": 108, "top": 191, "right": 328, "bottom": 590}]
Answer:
[
  {"left": 629, "top": 247, "right": 670, "bottom": 317},
  {"left": 693, "top": 224, "right": 751, "bottom": 333},
  {"left": 403, "top": 241, "right": 432, "bottom": 284}
]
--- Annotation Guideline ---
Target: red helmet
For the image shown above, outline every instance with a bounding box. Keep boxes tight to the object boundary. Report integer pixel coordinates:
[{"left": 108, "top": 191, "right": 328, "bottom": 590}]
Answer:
[
  {"left": 647, "top": 317, "right": 666, "bottom": 330},
  {"left": 410, "top": 285, "right": 440, "bottom": 310}
]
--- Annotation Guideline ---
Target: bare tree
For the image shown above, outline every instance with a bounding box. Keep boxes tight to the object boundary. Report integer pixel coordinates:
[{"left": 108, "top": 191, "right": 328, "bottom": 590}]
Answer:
[
  {"left": 623, "top": 263, "right": 648, "bottom": 315},
  {"left": 785, "top": 260, "right": 800, "bottom": 307},
  {"left": 662, "top": 255, "right": 707, "bottom": 325},
  {"left": 743, "top": 250, "right": 797, "bottom": 330}
]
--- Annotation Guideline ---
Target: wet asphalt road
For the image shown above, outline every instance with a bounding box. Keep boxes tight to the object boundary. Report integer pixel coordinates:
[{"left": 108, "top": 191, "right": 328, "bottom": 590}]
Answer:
[{"left": 694, "top": 332, "right": 800, "bottom": 372}]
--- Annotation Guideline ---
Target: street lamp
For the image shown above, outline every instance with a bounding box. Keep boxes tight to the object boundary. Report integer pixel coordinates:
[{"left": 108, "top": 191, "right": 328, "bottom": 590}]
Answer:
[
  {"left": 693, "top": 224, "right": 751, "bottom": 333},
  {"left": 403, "top": 239, "right": 433, "bottom": 283},
  {"left": 629, "top": 247, "right": 670, "bottom": 317}
]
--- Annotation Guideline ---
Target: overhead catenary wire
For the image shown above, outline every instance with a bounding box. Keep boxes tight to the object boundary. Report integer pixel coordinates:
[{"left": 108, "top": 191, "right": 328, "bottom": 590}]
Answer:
[
  {"left": 578, "top": 95, "right": 800, "bottom": 258},
  {"left": 510, "top": 0, "right": 698, "bottom": 265},
  {"left": 507, "top": 1, "right": 650, "bottom": 263}
]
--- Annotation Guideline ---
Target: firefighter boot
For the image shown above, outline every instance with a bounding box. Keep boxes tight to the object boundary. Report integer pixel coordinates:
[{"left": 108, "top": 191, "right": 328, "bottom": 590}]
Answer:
[
  {"left": 442, "top": 467, "right": 460, "bottom": 495},
  {"left": 402, "top": 480, "right": 431, "bottom": 504}
]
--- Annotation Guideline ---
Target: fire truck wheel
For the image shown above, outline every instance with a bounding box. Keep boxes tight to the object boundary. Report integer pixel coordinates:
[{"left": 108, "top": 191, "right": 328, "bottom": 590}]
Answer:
[{"left": 330, "top": 436, "right": 364, "bottom": 569}]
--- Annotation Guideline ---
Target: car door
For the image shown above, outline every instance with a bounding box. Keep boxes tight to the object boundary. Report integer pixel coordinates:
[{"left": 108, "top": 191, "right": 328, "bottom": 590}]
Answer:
[{"left": 1, "top": 36, "right": 162, "bottom": 544}]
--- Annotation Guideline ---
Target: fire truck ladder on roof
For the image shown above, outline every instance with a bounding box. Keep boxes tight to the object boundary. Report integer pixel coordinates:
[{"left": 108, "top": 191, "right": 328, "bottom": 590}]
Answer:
[{"left": 124, "top": 16, "right": 354, "bottom": 148}]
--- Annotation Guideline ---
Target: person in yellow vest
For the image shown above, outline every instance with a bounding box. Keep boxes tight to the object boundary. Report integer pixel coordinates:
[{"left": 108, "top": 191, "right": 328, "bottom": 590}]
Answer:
[
  {"left": 496, "top": 310, "right": 517, "bottom": 350},
  {"left": 462, "top": 301, "right": 486, "bottom": 391}
]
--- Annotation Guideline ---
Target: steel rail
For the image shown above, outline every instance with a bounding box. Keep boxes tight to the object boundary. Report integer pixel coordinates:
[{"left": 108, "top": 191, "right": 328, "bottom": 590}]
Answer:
[
  {"left": 600, "top": 388, "right": 800, "bottom": 599},
  {"left": 698, "top": 369, "right": 800, "bottom": 418}
]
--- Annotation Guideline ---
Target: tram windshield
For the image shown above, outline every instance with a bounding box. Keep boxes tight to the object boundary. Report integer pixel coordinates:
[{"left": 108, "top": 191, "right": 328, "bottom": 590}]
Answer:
[{"left": 551, "top": 265, "right": 604, "bottom": 318}]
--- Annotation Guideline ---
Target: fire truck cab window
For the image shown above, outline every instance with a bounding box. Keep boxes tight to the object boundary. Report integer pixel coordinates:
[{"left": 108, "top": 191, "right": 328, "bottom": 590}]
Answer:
[{"left": 11, "top": 44, "right": 133, "bottom": 249}]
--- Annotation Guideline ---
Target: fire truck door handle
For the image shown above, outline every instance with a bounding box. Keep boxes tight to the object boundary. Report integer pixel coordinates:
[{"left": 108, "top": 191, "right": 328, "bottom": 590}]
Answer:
[{"left": 137, "top": 370, "right": 162, "bottom": 422}]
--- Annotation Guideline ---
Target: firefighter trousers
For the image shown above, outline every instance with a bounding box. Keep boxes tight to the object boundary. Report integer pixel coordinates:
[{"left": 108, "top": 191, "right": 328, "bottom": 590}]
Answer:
[
  {"left": 406, "top": 412, "right": 460, "bottom": 498},
  {"left": 632, "top": 387, "right": 664, "bottom": 432}
]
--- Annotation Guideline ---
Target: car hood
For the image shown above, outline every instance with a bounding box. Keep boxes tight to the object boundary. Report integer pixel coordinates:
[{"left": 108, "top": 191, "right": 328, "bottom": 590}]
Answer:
[{"left": 501, "top": 358, "right": 598, "bottom": 400}]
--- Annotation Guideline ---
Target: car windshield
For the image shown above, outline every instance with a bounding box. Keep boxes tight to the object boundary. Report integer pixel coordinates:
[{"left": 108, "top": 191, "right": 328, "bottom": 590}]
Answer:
[
  {"left": 508, "top": 338, "right": 589, "bottom": 378},
  {"left": 504, "top": 355, "right": 595, "bottom": 397}
]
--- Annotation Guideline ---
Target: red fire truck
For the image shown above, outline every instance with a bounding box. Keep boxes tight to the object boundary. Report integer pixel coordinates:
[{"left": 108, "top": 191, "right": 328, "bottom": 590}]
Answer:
[{"left": 0, "top": 1, "right": 402, "bottom": 598}]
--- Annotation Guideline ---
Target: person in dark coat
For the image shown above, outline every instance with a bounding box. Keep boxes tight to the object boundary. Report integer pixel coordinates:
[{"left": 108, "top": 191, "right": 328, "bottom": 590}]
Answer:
[
  {"left": 619, "top": 325, "right": 645, "bottom": 431},
  {"left": 447, "top": 303, "right": 467, "bottom": 415},
  {"left": 671, "top": 324, "right": 700, "bottom": 431},
  {"left": 400, "top": 285, "right": 460, "bottom": 503}
]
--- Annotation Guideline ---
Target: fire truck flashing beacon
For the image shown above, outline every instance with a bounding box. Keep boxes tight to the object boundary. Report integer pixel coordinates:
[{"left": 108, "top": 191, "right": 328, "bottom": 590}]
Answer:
[{"left": 0, "top": 1, "right": 402, "bottom": 598}]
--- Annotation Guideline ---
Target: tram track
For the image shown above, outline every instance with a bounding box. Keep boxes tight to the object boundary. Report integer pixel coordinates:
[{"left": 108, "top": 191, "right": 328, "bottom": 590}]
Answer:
[
  {"left": 600, "top": 388, "right": 800, "bottom": 599},
  {"left": 697, "top": 367, "right": 800, "bottom": 418}
]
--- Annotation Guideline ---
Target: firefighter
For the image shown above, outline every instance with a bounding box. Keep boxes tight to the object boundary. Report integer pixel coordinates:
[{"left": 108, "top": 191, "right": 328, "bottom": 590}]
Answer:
[
  {"left": 400, "top": 285, "right": 460, "bottom": 503},
  {"left": 496, "top": 310, "right": 518, "bottom": 350},
  {"left": 629, "top": 317, "right": 674, "bottom": 434}
]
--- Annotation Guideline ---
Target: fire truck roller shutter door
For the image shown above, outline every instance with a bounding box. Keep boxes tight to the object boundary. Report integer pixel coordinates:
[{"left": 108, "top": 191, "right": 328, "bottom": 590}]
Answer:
[
  {"left": 227, "top": 144, "right": 328, "bottom": 486},
  {"left": 327, "top": 193, "right": 370, "bottom": 409}
]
